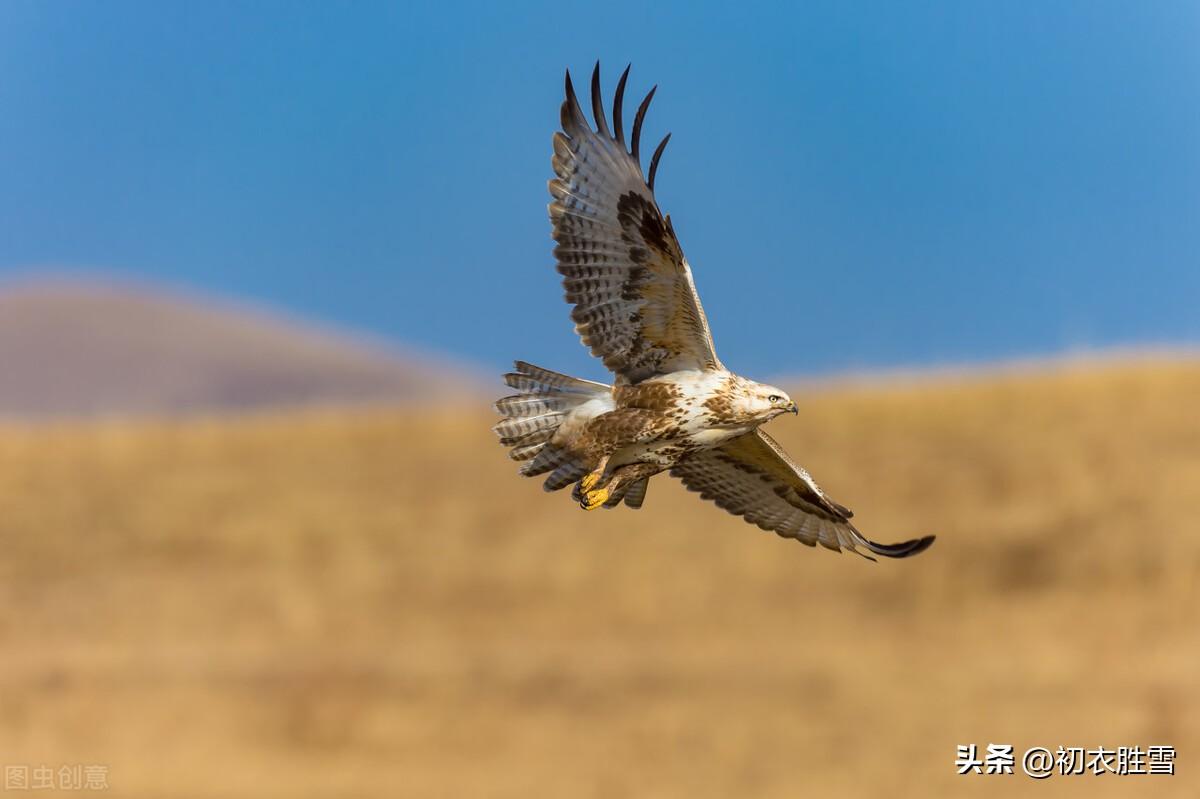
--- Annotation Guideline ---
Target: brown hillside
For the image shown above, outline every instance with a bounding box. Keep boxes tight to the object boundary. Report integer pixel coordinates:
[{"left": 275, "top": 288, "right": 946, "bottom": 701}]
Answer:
[
  {"left": 0, "top": 278, "right": 480, "bottom": 416},
  {"left": 0, "top": 359, "right": 1196, "bottom": 797}
]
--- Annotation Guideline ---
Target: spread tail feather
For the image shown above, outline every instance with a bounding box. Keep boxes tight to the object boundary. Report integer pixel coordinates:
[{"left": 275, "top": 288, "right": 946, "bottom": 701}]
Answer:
[{"left": 493, "top": 361, "right": 612, "bottom": 489}]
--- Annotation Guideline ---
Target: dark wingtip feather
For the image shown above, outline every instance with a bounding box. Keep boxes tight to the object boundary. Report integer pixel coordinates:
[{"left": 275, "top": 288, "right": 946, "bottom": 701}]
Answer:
[
  {"left": 648, "top": 132, "right": 671, "bottom": 190},
  {"left": 613, "top": 64, "right": 631, "bottom": 147},
  {"left": 588, "top": 62, "right": 609, "bottom": 136},
  {"left": 865, "top": 534, "right": 936, "bottom": 559},
  {"left": 631, "top": 85, "right": 657, "bottom": 164},
  {"left": 562, "top": 69, "right": 586, "bottom": 130},
  {"left": 590, "top": 61, "right": 610, "bottom": 138}
]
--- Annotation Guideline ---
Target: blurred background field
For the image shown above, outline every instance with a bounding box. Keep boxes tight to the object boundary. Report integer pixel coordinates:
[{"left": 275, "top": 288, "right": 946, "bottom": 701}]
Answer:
[{"left": 0, "top": 357, "right": 1196, "bottom": 798}]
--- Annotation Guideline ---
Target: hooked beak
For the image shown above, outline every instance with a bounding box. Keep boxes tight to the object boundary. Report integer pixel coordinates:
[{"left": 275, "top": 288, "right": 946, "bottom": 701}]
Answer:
[{"left": 787, "top": 402, "right": 798, "bottom": 415}]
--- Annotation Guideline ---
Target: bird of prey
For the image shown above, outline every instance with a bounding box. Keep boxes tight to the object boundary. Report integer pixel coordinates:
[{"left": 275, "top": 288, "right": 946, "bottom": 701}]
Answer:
[{"left": 493, "top": 64, "right": 934, "bottom": 560}]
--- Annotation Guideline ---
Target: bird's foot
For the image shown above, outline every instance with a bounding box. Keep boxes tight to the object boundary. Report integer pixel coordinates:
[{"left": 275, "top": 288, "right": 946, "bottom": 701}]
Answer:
[
  {"left": 579, "top": 487, "right": 610, "bottom": 511},
  {"left": 579, "top": 468, "right": 605, "bottom": 493}
]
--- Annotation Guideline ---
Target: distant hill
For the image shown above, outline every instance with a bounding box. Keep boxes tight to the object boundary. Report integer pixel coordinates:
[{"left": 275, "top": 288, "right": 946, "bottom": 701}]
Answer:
[{"left": 0, "top": 278, "right": 484, "bottom": 417}]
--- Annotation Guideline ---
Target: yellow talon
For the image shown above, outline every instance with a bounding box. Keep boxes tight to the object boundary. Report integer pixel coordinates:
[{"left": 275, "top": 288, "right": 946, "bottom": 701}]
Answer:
[
  {"left": 579, "top": 470, "right": 603, "bottom": 493},
  {"left": 580, "top": 488, "right": 609, "bottom": 510}
]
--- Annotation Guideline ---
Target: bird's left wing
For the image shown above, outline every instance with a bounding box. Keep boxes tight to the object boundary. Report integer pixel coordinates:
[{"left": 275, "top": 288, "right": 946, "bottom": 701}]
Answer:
[
  {"left": 670, "top": 430, "right": 935, "bottom": 560},
  {"left": 550, "top": 64, "right": 722, "bottom": 384}
]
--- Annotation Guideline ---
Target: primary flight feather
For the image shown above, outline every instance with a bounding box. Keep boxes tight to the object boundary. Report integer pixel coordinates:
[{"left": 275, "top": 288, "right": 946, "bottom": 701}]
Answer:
[{"left": 494, "top": 64, "right": 934, "bottom": 560}]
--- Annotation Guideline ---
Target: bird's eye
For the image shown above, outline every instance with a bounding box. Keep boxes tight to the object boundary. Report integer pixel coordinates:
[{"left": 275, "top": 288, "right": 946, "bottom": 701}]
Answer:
[{"left": 768, "top": 395, "right": 781, "bottom": 403}]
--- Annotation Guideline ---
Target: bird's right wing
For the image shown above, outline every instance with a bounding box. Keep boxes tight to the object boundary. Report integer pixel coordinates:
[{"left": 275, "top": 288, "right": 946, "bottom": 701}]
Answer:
[
  {"left": 670, "top": 429, "right": 935, "bottom": 560},
  {"left": 550, "top": 64, "right": 722, "bottom": 384}
]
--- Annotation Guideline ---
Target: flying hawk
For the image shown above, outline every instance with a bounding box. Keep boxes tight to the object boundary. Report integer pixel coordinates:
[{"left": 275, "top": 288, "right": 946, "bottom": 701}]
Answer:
[{"left": 494, "top": 64, "right": 934, "bottom": 560}]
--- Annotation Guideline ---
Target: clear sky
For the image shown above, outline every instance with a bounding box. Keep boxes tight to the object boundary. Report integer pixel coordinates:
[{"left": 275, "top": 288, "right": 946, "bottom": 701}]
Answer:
[{"left": 2, "top": 1, "right": 1197, "bottom": 381}]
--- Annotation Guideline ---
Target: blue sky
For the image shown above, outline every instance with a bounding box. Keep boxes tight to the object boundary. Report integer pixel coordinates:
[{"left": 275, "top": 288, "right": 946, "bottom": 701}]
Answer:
[{"left": 1, "top": 1, "right": 1197, "bottom": 381}]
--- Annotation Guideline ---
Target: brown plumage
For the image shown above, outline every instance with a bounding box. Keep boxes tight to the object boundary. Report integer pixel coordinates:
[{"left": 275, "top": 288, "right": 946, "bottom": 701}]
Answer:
[{"left": 493, "top": 64, "right": 935, "bottom": 560}]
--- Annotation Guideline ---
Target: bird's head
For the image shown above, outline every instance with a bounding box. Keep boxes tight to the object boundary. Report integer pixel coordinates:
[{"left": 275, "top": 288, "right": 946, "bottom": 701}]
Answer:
[{"left": 728, "top": 378, "right": 797, "bottom": 423}]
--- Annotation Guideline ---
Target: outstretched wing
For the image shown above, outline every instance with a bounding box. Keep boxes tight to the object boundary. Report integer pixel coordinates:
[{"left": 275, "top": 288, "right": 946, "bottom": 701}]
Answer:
[
  {"left": 550, "top": 64, "right": 722, "bottom": 384},
  {"left": 671, "top": 430, "right": 935, "bottom": 560}
]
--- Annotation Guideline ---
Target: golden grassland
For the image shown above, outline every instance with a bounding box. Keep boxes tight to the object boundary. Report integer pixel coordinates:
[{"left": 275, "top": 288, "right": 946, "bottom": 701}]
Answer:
[{"left": 0, "top": 359, "right": 1197, "bottom": 798}]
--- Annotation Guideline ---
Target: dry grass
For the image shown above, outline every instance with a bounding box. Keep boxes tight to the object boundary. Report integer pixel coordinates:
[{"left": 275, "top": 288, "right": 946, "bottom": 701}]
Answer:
[{"left": 0, "top": 359, "right": 1197, "bottom": 797}]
